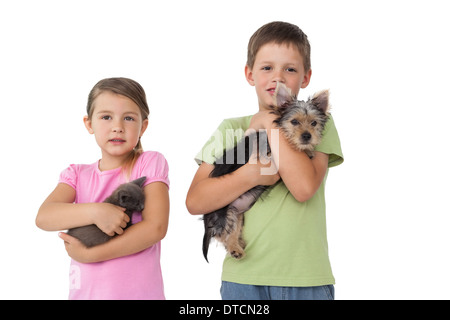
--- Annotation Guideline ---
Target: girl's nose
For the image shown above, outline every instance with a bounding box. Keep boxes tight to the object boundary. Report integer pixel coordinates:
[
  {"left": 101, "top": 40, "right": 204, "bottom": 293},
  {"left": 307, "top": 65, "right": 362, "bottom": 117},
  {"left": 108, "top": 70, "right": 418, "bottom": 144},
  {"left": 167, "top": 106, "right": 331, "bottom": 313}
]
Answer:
[
  {"left": 112, "top": 125, "right": 124, "bottom": 133},
  {"left": 111, "top": 118, "right": 124, "bottom": 133}
]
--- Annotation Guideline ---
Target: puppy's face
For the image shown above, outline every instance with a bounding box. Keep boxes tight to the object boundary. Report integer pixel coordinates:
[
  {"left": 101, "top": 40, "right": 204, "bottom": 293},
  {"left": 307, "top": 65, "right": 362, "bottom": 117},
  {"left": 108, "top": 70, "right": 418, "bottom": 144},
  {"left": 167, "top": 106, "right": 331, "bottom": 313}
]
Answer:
[
  {"left": 277, "top": 102, "right": 328, "bottom": 151},
  {"left": 272, "top": 82, "right": 330, "bottom": 152}
]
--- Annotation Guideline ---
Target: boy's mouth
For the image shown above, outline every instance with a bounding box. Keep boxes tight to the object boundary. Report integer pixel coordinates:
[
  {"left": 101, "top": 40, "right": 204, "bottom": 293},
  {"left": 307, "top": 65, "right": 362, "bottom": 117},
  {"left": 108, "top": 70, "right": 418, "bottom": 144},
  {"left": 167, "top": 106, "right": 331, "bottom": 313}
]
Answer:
[{"left": 267, "top": 87, "right": 276, "bottom": 95}]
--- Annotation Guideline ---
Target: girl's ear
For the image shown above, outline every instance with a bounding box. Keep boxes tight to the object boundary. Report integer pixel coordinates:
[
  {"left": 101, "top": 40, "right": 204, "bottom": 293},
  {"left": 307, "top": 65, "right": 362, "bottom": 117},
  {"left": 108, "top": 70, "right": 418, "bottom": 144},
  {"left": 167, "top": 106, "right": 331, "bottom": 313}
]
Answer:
[
  {"left": 140, "top": 118, "right": 149, "bottom": 137},
  {"left": 83, "top": 116, "right": 94, "bottom": 134}
]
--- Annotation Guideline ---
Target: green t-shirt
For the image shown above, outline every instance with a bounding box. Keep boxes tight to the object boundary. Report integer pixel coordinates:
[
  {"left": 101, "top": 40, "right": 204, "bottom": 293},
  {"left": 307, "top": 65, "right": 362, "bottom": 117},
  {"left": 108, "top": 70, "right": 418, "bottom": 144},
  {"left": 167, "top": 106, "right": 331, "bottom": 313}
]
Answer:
[{"left": 195, "top": 114, "right": 344, "bottom": 287}]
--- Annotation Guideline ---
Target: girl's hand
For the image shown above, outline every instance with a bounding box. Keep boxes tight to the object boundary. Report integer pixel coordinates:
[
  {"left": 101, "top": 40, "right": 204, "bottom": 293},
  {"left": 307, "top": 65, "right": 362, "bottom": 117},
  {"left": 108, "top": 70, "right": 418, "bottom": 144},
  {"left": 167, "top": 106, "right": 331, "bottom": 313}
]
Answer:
[
  {"left": 59, "top": 232, "right": 95, "bottom": 263},
  {"left": 91, "top": 203, "right": 129, "bottom": 236}
]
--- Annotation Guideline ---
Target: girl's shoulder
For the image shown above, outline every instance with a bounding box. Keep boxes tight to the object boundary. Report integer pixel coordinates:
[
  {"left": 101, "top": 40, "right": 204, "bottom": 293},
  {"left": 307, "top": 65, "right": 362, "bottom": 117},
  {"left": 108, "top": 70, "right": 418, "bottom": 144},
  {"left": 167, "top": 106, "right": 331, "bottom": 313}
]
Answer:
[
  {"left": 134, "top": 151, "right": 169, "bottom": 187},
  {"left": 137, "top": 150, "right": 168, "bottom": 166}
]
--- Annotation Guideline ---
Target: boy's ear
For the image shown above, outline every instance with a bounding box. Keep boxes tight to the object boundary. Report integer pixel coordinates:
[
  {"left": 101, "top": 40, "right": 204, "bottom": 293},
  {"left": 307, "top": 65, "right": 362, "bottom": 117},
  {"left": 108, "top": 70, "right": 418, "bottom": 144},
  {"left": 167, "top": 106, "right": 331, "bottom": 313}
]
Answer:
[
  {"left": 274, "top": 82, "right": 294, "bottom": 108},
  {"left": 245, "top": 65, "right": 255, "bottom": 86},
  {"left": 83, "top": 116, "right": 94, "bottom": 134},
  {"left": 301, "top": 69, "right": 312, "bottom": 89}
]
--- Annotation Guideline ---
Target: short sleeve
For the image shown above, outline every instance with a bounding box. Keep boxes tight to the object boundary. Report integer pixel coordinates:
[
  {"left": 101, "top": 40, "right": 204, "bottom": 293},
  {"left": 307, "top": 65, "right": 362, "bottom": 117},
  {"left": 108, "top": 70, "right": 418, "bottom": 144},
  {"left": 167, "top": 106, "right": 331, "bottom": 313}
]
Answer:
[
  {"left": 315, "top": 115, "right": 344, "bottom": 168},
  {"left": 195, "top": 116, "right": 252, "bottom": 165},
  {"left": 58, "top": 164, "right": 78, "bottom": 190},
  {"left": 136, "top": 152, "right": 170, "bottom": 189}
]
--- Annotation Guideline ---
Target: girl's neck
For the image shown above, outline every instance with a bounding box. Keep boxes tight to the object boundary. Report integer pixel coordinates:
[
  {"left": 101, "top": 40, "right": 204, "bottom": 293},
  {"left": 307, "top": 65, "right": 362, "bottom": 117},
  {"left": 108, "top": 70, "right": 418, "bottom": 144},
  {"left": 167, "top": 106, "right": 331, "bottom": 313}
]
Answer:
[{"left": 98, "top": 153, "right": 130, "bottom": 171}]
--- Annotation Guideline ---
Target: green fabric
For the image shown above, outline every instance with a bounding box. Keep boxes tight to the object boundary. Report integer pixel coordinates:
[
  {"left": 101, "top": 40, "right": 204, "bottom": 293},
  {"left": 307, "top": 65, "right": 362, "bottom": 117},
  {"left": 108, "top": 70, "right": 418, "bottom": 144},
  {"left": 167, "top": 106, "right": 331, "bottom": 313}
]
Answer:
[{"left": 195, "top": 115, "right": 343, "bottom": 287}]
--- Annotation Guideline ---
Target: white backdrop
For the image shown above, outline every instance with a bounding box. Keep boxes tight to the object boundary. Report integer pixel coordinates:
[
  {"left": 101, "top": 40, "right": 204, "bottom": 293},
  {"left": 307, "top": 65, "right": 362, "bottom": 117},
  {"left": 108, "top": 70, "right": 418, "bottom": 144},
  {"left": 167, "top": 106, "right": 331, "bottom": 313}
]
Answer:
[{"left": 1, "top": 0, "right": 449, "bottom": 300}]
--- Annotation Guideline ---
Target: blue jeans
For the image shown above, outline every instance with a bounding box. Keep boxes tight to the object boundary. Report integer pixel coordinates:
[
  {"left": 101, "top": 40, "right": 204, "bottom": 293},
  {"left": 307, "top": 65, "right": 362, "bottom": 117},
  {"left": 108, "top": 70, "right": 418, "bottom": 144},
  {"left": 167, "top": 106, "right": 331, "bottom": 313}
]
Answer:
[{"left": 221, "top": 281, "right": 334, "bottom": 300}]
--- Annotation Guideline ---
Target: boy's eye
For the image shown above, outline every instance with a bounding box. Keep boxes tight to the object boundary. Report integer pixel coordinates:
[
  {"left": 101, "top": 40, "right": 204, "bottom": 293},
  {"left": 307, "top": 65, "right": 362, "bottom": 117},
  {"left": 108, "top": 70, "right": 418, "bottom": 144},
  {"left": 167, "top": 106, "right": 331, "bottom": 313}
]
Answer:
[
  {"left": 262, "top": 66, "right": 272, "bottom": 71},
  {"left": 286, "top": 67, "right": 297, "bottom": 72}
]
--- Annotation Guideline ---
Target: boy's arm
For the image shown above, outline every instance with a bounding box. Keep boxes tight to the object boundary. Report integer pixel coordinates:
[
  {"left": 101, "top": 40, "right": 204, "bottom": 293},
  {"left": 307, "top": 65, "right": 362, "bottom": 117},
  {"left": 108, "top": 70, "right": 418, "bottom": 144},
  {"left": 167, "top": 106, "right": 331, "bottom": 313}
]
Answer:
[
  {"left": 36, "top": 183, "right": 129, "bottom": 235},
  {"left": 60, "top": 181, "right": 170, "bottom": 263},
  {"left": 186, "top": 160, "right": 279, "bottom": 215},
  {"left": 250, "top": 110, "right": 329, "bottom": 202}
]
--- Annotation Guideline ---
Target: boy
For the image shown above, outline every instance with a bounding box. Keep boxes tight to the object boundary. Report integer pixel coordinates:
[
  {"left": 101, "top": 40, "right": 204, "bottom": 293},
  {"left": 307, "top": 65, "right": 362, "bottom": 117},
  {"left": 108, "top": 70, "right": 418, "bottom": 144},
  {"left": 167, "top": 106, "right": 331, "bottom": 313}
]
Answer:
[{"left": 186, "top": 21, "right": 343, "bottom": 300}]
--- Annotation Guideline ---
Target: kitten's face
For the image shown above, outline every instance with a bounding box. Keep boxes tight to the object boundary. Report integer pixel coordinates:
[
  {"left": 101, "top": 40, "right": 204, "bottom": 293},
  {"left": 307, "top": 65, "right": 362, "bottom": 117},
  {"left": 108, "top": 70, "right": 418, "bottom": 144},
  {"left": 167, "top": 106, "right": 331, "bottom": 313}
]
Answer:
[
  {"left": 118, "top": 185, "right": 145, "bottom": 212},
  {"left": 115, "top": 177, "right": 146, "bottom": 212}
]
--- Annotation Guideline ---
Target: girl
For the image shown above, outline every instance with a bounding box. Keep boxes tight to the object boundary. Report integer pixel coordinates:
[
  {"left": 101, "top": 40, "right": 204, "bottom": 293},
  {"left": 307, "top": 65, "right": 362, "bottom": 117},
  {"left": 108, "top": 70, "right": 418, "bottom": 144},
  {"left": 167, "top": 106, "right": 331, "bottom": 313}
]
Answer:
[{"left": 36, "top": 77, "right": 170, "bottom": 300}]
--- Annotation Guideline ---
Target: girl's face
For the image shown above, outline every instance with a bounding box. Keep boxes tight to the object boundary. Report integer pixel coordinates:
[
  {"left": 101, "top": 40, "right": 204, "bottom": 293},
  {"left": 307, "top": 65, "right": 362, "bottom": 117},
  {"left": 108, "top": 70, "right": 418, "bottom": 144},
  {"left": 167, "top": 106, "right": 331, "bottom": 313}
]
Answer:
[
  {"left": 245, "top": 42, "right": 312, "bottom": 111},
  {"left": 84, "top": 91, "right": 148, "bottom": 168}
]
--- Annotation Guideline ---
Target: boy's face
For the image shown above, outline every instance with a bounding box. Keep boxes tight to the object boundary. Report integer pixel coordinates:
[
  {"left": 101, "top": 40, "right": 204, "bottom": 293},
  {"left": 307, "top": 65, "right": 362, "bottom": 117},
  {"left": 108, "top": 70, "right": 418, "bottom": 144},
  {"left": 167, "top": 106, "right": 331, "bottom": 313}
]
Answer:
[{"left": 245, "top": 42, "right": 312, "bottom": 111}]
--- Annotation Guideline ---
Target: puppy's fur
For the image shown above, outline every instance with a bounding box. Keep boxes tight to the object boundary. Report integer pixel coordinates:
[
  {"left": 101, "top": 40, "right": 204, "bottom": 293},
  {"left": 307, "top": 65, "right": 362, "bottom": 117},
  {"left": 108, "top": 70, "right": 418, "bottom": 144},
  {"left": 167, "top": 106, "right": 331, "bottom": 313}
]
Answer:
[
  {"left": 67, "top": 177, "right": 146, "bottom": 248},
  {"left": 202, "top": 83, "right": 330, "bottom": 261}
]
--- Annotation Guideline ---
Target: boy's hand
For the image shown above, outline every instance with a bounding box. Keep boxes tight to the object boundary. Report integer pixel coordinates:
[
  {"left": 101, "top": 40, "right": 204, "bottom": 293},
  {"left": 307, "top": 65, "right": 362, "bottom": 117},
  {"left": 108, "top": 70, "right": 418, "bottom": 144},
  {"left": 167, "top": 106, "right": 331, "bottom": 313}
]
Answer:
[
  {"left": 247, "top": 157, "right": 280, "bottom": 186},
  {"left": 248, "top": 110, "right": 277, "bottom": 132},
  {"left": 91, "top": 203, "right": 129, "bottom": 236},
  {"left": 246, "top": 110, "right": 280, "bottom": 186}
]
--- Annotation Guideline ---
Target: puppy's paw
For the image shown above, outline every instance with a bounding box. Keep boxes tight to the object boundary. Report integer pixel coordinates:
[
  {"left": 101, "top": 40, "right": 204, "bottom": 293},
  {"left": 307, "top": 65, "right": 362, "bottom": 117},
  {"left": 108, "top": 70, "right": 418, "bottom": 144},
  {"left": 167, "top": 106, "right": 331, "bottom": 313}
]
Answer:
[{"left": 229, "top": 245, "right": 245, "bottom": 260}]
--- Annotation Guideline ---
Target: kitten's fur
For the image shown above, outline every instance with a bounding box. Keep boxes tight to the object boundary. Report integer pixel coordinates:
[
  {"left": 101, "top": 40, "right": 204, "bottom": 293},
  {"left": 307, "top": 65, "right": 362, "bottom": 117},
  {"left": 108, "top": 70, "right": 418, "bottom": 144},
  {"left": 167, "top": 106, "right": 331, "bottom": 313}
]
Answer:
[{"left": 67, "top": 177, "right": 146, "bottom": 248}]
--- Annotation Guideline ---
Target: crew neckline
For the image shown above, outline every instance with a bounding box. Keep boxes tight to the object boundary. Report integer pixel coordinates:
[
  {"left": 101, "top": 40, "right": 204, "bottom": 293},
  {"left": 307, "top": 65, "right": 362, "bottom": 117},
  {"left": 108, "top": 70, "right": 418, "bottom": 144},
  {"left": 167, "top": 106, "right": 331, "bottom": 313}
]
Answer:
[{"left": 95, "top": 160, "right": 123, "bottom": 175}]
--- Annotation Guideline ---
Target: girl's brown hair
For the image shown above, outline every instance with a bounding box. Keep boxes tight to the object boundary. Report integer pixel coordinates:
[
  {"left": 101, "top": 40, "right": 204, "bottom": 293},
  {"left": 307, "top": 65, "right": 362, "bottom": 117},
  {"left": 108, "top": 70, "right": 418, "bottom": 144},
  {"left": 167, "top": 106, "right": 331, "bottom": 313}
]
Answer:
[
  {"left": 86, "top": 77, "right": 150, "bottom": 178},
  {"left": 247, "top": 21, "right": 311, "bottom": 73}
]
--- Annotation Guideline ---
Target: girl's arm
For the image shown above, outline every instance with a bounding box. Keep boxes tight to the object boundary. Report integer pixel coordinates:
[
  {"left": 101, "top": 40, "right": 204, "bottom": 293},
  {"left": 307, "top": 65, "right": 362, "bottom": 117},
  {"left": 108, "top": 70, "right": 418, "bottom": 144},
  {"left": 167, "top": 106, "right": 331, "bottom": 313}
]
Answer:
[
  {"left": 60, "top": 181, "right": 169, "bottom": 263},
  {"left": 36, "top": 183, "right": 129, "bottom": 236},
  {"left": 186, "top": 157, "right": 280, "bottom": 215},
  {"left": 250, "top": 110, "right": 329, "bottom": 202}
]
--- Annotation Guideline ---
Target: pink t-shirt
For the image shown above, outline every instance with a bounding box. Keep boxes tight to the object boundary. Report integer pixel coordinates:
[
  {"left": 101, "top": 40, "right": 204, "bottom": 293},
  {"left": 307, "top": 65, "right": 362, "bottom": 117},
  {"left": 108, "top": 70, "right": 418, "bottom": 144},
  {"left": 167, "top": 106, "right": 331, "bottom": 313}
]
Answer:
[{"left": 59, "top": 151, "right": 169, "bottom": 300}]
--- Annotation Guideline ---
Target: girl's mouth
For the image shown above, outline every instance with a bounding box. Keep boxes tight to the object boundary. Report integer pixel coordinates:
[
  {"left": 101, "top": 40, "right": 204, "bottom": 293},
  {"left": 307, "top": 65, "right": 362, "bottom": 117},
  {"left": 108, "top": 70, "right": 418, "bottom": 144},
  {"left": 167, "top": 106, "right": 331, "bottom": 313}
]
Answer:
[{"left": 109, "top": 138, "right": 126, "bottom": 144}]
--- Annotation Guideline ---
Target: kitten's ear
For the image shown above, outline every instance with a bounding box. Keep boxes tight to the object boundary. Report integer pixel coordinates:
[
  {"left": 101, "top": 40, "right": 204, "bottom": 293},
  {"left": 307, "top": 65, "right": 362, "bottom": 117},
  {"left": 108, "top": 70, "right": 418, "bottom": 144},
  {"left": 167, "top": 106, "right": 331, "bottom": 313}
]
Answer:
[
  {"left": 132, "top": 176, "right": 147, "bottom": 188},
  {"left": 273, "top": 82, "right": 295, "bottom": 109},
  {"left": 309, "top": 89, "right": 330, "bottom": 114}
]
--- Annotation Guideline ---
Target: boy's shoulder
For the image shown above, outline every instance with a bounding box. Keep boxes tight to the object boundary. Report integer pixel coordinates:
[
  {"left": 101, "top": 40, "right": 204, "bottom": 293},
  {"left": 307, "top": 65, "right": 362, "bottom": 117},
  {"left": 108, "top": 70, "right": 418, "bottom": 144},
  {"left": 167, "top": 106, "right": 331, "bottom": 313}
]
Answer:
[
  {"left": 217, "top": 115, "right": 253, "bottom": 132},
  {"left": 195, "top": 115, "right": 252, "bottom": 165}
]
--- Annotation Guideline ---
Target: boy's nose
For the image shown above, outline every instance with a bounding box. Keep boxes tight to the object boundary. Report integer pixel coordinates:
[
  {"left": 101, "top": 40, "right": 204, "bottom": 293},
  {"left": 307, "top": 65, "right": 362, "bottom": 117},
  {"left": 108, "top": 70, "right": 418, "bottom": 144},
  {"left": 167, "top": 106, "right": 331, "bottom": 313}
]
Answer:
[{"left": 272, "top": 70, "right": 284, "bottom": 83}]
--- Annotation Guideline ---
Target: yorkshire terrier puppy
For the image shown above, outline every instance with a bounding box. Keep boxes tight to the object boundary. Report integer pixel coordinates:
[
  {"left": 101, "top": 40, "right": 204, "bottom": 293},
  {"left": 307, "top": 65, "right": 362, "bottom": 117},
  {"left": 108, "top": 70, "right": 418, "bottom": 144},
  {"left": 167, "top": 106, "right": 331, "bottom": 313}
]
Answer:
[{"left": 202, "top": 82, "right": 331, "bottom": 261}]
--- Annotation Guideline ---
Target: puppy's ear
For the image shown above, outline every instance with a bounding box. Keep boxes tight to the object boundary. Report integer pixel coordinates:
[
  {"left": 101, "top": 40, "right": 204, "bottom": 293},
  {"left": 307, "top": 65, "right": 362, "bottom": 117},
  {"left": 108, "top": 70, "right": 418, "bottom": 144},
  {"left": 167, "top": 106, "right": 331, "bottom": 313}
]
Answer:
[
  {"left": 274, "top": 82, "right": 294, "bottom": 109},
  {"left": 309, "top": 89, "right": 330, "bottom": 114}
]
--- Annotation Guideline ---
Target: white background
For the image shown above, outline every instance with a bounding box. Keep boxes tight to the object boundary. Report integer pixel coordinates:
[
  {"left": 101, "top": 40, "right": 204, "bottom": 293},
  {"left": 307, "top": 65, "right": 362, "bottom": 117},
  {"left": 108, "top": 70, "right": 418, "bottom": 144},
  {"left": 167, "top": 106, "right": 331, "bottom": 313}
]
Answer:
[{"left": 1, "top": 0, "right": 449, "bottom": 300}]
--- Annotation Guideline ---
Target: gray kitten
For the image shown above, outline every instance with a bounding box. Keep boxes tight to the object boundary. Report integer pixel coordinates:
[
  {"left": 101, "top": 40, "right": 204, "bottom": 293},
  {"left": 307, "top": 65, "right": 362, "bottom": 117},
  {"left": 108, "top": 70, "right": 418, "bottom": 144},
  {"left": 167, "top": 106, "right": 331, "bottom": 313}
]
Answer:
[{"left": 67, "top": 177, "right": 146, "bottom": 248}]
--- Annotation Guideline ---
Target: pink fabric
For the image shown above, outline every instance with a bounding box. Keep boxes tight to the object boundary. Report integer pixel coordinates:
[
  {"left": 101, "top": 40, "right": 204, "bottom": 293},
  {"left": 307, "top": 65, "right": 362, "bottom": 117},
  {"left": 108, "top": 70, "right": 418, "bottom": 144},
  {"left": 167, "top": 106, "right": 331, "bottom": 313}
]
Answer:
[{"left": 59, "top": 151, "right": 169, "bottom": 300}]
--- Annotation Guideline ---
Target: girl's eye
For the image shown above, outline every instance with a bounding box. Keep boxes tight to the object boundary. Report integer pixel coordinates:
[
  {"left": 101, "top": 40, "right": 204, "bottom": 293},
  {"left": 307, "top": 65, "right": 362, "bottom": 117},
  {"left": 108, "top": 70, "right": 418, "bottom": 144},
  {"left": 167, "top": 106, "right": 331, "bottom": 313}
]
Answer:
[
  {"left": 124, "top": 116, "right": 135, "bottom": 121},
  {"left": 101, "top": 115, "right": 112, "bottom": 120}
]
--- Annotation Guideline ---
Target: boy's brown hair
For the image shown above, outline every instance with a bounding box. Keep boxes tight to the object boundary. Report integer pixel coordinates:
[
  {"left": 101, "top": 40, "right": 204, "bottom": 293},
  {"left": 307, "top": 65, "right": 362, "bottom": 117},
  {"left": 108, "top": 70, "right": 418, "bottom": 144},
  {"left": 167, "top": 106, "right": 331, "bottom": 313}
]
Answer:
[{"left": 247, "top": 21, "right": 311, "bottom": 73}]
